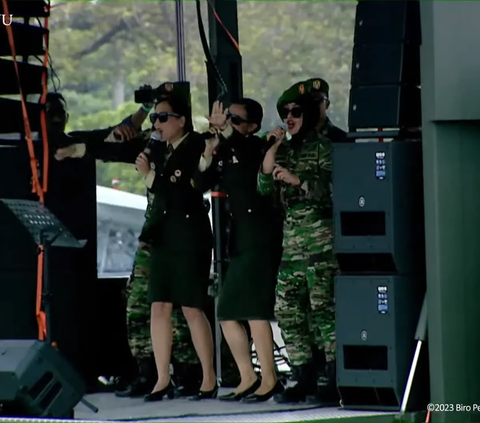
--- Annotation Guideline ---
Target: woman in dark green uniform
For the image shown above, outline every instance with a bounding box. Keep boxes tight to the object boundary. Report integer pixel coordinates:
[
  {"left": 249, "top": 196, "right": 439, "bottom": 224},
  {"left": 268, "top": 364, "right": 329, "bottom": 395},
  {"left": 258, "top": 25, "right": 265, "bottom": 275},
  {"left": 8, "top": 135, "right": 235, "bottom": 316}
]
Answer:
[
  {"left": 135, "top": 84, "right": 217, "bottom": 402},
  {"left": 199, "top": 99, "right": 284, "bottom": 403}
]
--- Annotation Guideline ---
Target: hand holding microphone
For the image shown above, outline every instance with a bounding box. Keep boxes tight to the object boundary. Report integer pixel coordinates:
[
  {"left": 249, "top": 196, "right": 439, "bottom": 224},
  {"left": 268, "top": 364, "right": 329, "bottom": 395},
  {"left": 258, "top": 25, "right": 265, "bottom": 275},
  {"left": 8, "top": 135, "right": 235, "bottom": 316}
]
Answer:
[
  {"left": 266, "top": 125, "right": 286, "bottom": 152},
  {"left": 136, "top": 130, "right": 160, "bottom": 175},
  {"left": 262, "top": 125, "right": 286, "bottom": 175}
]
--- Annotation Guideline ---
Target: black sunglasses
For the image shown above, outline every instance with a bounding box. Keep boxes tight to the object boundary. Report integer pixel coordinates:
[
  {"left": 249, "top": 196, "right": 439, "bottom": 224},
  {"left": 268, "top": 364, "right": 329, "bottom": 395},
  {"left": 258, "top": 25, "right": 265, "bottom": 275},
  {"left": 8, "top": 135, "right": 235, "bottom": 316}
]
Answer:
[
  {"left": 280, "top": 106, "right": 303, "bottom": 120},
  {"left": 149, "top": 112, "right": 180, "bottom": 125},
  {"left": 226, "top": 111, "right": 248, "bottom": 126}
]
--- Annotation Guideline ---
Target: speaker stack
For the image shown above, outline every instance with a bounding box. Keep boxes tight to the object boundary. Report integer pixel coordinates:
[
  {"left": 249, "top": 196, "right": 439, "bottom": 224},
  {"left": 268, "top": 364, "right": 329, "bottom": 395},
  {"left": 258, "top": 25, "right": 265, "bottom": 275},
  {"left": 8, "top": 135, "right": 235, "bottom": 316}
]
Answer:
[
  {"left": 333, "top": 1, "right": 429, "bottom": 411},
  {"left": 0, "top": 2, "right": 96, "bottom": 415}
]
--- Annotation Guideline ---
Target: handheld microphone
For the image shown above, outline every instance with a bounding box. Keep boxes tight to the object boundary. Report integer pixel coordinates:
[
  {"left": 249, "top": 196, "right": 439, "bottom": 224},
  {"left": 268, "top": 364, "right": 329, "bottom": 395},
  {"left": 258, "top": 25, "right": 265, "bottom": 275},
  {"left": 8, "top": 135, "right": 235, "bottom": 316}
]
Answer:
[
  {"left": 197, "top": 130, "right": 218, "bottom": 142},
  {"left": 144, "top": 130, "right": 161, "bottom": 156},
  {"left": 265, "top": 124, "right": 287, "bottom": 151},
  {"left": 137, "top": 130, "right": 160, "bottom": 172}
]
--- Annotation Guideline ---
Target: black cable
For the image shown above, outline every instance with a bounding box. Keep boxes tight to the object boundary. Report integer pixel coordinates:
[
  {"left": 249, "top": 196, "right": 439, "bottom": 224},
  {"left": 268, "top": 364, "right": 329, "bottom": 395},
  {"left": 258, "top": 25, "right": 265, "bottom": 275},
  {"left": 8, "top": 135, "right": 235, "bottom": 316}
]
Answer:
[
  {"left": 195, "top": 0, "right": 227, "bottom": 101},
  {"left": 36, "top": 16, "right": 61, "bottom": 92}
]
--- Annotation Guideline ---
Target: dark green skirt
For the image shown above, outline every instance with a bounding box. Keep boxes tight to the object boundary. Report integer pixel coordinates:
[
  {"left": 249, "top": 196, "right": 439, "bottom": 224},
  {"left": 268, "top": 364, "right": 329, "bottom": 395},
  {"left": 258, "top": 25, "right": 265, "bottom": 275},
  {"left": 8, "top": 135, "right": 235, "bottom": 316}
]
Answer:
[
  {"left": 217, "top": 213, "right": 283, "bottom": 321},
  {"left": 217, "top": 246, "right": 280, "bottom": 321},
  {"left": 148, "top": 247, "right": 211, "bottom": 310}
]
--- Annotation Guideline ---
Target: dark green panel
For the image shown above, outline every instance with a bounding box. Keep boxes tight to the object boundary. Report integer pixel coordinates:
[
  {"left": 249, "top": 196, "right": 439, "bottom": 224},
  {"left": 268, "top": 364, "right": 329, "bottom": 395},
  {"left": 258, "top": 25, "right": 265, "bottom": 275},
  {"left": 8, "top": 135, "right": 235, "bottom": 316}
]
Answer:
[{"left": 421, "top": 3, "right": 480, "bottom": 422}]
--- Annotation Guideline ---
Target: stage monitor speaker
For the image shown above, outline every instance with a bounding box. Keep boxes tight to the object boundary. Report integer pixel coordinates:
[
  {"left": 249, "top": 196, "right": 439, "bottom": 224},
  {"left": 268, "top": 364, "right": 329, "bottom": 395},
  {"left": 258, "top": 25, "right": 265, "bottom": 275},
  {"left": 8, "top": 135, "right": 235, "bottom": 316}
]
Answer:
[
  {"left": 0, "top": 1, "right": 50, "bottom": 18},
  {"left": 348, "top": 85, "right": 421, "bottom": 130},
  {"left": 0, "top": 340, "right": 85, "bottom": 418},
  {"left": 332, "top": 142, "right": 424, "bottom": 274},
  {"left": 349, "top": 1, "right": 421, "bottom": 132},
  {"left": 335, "top": 275, "right": 429, "bottom": 411},
  {"left": 0, "top": 98, "right": 43, "bottom": 133},
  {"left": 354, "top": 1, "right": 420, "bottom": 44},
  {"left": 0, "top": 59, "right": 45, "bottom": 95},
  {"left": 351, "top": 44, "right": 420, "bottom": 86},
  {"left": 0, "top": 22, "right": 46, "bottom": 57}
]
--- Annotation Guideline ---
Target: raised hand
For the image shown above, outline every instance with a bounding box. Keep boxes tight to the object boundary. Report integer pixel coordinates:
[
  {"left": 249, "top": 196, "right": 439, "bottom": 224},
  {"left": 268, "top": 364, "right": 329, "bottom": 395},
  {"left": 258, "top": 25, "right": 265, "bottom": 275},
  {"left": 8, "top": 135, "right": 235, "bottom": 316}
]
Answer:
[{"left": 207, "top": 101, "right": 227, "bottom": 130}]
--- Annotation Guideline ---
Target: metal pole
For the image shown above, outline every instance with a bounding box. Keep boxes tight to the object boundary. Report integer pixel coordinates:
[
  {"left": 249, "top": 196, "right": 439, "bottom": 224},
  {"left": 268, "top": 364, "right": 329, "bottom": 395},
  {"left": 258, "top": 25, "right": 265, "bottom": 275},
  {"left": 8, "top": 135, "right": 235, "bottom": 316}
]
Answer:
[
  {"left": 206, "top": 0, "right": 242, "bottom": 387},
  {"left": 400, "top": 294, "right": 428, "bottom": 414},
  {"left": 175, "top": 0, "right": 186, "bottom": 81}
]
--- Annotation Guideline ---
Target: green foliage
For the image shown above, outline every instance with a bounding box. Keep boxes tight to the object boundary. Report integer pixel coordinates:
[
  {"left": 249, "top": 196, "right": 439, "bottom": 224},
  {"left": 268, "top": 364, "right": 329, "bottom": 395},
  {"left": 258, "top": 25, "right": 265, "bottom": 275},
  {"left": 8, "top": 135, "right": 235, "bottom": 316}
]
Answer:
[{"left": 49, "top": 1, "right": 355, "bottom": 194}]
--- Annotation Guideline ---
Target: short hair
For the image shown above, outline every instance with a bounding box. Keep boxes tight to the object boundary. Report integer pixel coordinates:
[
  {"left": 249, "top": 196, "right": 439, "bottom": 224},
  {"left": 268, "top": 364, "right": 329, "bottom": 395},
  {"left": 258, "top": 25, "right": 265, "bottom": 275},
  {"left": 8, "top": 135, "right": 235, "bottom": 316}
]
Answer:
[
  {"left": 235, "top": 98, "right": 263, "bottom": 133},
  {"left": 45, "top": 92, "right": 67, "bottom": 108}
]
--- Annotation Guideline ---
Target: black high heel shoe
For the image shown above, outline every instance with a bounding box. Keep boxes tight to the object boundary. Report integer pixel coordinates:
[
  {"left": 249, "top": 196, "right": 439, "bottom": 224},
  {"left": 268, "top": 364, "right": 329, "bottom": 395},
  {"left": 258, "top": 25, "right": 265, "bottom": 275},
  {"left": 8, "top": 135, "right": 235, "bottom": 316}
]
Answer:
[
  {"left": 241, "top": 380, "right": 284, "bottom": 403},
  {"left": 218, "top": 378, "right": 261, "bottom": 402},
  {"left": 189, "top": 384, "right": 219, "bottom": 401},
  {"left": 144, "top": 381, "right": 175, "bottom": 402}
]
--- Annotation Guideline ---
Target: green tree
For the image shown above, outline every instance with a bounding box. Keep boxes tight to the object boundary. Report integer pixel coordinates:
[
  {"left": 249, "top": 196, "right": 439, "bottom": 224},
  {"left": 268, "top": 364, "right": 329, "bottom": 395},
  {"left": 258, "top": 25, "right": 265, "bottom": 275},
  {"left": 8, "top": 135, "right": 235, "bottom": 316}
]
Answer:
[{"left": 49, "top": 1, "right": 356, "bottom": 193}]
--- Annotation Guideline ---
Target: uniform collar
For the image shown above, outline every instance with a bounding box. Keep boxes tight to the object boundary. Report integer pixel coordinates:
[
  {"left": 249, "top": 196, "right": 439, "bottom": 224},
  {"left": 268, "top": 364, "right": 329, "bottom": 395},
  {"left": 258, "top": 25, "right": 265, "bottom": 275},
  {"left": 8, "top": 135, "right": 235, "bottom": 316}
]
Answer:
[{"left": 168, "top": 132, "right": 189, "bottom": 150}]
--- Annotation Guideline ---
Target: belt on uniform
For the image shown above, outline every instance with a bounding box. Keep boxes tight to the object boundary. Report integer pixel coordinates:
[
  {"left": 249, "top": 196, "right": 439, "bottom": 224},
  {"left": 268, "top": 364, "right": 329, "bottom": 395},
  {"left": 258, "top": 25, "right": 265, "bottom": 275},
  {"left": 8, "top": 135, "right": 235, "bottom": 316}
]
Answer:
[
  {"left": 285, "top": 202, "right": 333, "bottom": 220},
  {"left": 279, "top": 253, "right": 323, "bottom": 268}
]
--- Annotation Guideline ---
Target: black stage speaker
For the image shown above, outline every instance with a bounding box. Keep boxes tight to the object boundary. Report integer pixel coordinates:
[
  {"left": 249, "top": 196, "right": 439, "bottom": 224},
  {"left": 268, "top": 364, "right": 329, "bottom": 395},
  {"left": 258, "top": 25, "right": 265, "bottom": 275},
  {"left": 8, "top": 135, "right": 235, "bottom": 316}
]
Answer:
[
  {"left": 335, "top": 275, "right": 428, "bottom": 411},
  {"left": 332, "top": 142, "right": 424, "bottom": 275},
  {"left": 0, "top": 143, "right": 98, "bottom": 386},
  {"left": 0, "top": 340, "right": 85, "bottom": 418},
  {"left": 348, "top": 0, "right": 421, "bottom": 132}
]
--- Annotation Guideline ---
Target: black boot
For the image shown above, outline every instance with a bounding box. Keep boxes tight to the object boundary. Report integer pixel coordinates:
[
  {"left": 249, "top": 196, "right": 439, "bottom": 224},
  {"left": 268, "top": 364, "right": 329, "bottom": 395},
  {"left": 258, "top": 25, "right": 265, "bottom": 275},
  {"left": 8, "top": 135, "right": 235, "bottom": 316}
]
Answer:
[
  {"left": 308, "top": 360, "right": 340, "bottom": 406},
  {"left": 173, "top": 363, "right": 202, "bottom": 397},
  {"left": 311, "top": 346, "right": 327, "bottom": 380},
  {"left": 115, "top": 376, "right": 152, "bottom": 397},
  {"left": 274, "top": 362, "right": 318, "bottom": 404},
  {"left": 115, "top": 356, "right": 156, "bottom": 398}
]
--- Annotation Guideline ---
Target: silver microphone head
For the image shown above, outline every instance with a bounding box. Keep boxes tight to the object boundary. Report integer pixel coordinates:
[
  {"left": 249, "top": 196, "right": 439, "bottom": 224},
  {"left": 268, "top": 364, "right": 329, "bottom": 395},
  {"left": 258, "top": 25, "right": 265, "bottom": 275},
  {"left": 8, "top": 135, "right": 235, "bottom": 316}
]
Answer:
[{"left": 150, "top": 130, "right": 161, "bottom": 141}]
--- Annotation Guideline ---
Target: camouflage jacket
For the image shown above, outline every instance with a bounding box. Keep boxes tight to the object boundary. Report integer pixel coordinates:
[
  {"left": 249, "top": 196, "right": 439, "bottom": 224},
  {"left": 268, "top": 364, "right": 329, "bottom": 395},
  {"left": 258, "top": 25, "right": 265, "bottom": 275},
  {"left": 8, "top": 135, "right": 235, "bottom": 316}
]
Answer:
[{"left": 257, "top": 128, "right": 333, "bottom": 260}]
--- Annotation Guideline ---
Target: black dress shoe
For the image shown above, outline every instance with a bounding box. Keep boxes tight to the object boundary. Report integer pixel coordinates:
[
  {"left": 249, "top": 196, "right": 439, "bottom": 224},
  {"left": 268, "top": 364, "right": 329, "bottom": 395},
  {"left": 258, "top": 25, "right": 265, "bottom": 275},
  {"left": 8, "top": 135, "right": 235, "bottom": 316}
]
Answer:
[
  {"left": 218, "top": 379, "right": 261, "bottom": 402},
  {"left": 144, "top": 381, "right": 175, "bottom": 402},
  {"left": 241, "top": 380, "right": 284, "bottom": 403},
  {"left": 189, "top": 384, "right": 219, "bottom": 401}
]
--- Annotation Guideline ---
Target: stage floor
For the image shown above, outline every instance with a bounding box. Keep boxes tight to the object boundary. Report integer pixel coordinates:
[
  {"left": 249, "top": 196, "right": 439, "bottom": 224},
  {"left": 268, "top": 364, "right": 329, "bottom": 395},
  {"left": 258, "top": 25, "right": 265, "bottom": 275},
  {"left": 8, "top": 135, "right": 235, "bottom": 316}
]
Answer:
[{"left": 73, "top": 392, "right": 394, "bottom": 422}]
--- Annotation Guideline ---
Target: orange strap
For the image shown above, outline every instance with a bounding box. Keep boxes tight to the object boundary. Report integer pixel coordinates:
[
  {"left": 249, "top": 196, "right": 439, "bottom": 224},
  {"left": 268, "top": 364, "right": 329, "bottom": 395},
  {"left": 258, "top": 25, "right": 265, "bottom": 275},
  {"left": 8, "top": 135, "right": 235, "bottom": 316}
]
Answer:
[
  {"left": 211, "top": 191, "right": 227, "bottom": 198},
  {"left": 206, "top": 0, "right": 240, "bottom": 53},
  {"left": 3, "top": 0, "right": 51, "bottom": 341}
]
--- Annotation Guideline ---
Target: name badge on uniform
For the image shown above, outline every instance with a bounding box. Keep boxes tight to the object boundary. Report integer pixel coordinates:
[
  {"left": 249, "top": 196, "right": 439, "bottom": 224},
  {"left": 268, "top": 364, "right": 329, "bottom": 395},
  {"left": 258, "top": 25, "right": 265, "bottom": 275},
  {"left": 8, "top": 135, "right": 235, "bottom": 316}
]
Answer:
[
  {"left": 170, "top": 175, "right": 176, "bottom": 183},
  {"left": 174, "top": 169, "right": 181, "bottom": 177}
]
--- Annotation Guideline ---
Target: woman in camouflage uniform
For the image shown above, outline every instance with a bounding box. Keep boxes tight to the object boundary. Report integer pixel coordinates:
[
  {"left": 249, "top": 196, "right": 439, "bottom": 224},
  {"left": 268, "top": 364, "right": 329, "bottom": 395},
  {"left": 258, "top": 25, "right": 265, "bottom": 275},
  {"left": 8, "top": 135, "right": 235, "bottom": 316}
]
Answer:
[{"left": 257, "top": 79, "right": 338, "bottom": 405}]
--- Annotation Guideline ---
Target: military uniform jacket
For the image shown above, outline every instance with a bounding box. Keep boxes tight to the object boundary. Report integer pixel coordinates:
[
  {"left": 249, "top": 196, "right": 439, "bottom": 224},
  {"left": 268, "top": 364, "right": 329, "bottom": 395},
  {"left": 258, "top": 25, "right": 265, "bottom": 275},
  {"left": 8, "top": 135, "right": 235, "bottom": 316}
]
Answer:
[
  {"left": 257, "top": 128, "right": 334, "bottom": 260},
  {"left": 140, "top": 132, "right": 212, "bottom": 252},
  {"left": 198, "top": 128, "right": 281, "bottom": 254},
  {"left": 320, "top": 118, "right": 347, "bottom": 143}
]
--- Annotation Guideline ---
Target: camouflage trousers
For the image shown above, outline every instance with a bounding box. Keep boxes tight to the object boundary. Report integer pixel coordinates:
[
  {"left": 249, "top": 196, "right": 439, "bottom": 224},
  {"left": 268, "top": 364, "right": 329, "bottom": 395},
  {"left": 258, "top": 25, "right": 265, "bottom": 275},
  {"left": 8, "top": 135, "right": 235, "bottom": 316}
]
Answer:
[
  {"left": 275, "top": 250, "right": 337, "bottom": 366},
  {"left": 126, "top": 242, "right": 198, "bottom": 365}
]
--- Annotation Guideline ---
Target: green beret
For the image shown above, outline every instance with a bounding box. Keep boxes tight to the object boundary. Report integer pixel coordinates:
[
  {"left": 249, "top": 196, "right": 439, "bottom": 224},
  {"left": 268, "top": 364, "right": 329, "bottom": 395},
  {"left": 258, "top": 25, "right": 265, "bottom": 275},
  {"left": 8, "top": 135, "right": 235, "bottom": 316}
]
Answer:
[
  {"left": 276, "top": 78, "right": 330, "bottom": 117},
  {"left": 304, "top": 78, "right": 329, "bottom": 98},
  {"left": 154, "top": 81, "right": 191, "bottom": 108}
]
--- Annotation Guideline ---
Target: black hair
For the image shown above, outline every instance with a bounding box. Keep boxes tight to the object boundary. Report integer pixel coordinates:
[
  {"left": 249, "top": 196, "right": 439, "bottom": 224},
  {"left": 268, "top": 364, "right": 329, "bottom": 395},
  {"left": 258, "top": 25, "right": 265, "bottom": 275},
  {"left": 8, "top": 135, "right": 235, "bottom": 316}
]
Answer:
[
  {"left": 45, "top": 92, "right": 67, "bottom": 107},
  {"left": 156, "top": 95, "right": 194, "bottom": 134},
  {"left": 234, "top": 98, "right": 263, "bottom": 133}
]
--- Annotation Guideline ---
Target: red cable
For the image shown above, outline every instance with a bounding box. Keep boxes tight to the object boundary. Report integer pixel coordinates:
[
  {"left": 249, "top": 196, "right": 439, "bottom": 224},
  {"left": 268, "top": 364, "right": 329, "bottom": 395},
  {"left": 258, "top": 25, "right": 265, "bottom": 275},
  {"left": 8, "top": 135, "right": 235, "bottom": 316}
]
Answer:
[
  {"left": 206, "top": 0, "right": 241, "bottom": 53},
  {"left": 2, "top": 0, "right": 51, "bottom": 341}
]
